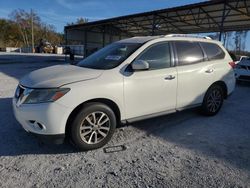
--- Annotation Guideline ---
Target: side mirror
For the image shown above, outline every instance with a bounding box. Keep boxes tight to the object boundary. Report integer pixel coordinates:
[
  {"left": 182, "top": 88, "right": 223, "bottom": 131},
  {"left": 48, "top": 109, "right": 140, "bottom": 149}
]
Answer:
[{"left": 132, "top": 60, "right": 149, "bottom": 71}]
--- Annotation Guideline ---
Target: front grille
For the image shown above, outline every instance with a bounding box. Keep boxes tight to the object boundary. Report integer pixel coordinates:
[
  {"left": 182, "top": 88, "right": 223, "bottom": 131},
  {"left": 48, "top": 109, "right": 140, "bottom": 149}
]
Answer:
[{"left": 239, "top": 75, "right": 250, "bottom": 81}]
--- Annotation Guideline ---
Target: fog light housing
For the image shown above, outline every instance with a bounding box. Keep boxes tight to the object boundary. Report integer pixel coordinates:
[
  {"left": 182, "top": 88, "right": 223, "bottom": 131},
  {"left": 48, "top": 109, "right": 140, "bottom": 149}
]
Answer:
[{"left": 29, "top": 120, "right": 46, "bottom": 130}]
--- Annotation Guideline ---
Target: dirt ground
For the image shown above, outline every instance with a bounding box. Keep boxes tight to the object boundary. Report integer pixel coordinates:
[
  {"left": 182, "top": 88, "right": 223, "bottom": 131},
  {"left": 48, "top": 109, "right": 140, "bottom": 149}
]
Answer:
[{"left": 0, "top": 53, "right": 250, "bottom": 187}]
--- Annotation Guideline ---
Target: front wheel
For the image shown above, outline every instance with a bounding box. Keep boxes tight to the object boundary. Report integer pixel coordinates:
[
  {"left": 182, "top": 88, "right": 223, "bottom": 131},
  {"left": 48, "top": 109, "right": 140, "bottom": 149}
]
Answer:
[
  {"left": 201, "top": 85, "right": 224, "bottom": 116},
  {"left": 70, "top": 103, "right": 116, "bottom": 150}
]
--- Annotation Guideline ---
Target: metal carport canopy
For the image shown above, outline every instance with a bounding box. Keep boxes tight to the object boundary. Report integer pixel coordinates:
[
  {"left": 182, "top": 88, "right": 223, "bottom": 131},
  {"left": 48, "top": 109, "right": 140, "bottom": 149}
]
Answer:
[{"left": 65, "top": 0, "right": 250, "bottom": 37}]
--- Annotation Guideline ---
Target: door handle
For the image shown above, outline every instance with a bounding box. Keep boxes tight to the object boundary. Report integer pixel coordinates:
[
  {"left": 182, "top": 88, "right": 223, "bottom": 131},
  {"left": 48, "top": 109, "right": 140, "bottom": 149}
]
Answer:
[
  {"left": 165, "top": 75, "right": 175, "bottom": 80},
  {"left": 205, "top": 69, "right": 214, "bottom": 73}
]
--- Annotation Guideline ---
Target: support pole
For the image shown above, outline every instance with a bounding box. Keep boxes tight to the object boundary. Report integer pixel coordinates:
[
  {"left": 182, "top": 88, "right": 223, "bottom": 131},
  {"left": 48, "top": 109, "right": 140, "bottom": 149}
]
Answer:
[
  {"left": 219, "top": 31, "right": 222, "bottom": 41},
  {"left": 152, "top": 14, "right": 156, "bottom": 36},
  {"left": 219, "top": 4, "right": 226, "bottom": 41},
  {"left": 84, "top": 30, "right": 87, "bottom": 58},
  {"left": 102, "top": 26, "right": 106, "bottom": 47},
  {"left": 31, "top": 9, "right": 34, "bottom": 53},
  {"left": 65, "top": 29, "right": 68, "bottom": 45}
]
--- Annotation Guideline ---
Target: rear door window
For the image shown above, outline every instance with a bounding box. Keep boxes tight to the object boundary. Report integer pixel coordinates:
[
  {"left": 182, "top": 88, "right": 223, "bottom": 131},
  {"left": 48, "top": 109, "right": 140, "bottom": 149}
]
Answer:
[
  {"left": 175, "top": 41, "right": 204, "bottom": 65},
  {"left": 200, "top": 42, "right": 225, "bottom": 60}
]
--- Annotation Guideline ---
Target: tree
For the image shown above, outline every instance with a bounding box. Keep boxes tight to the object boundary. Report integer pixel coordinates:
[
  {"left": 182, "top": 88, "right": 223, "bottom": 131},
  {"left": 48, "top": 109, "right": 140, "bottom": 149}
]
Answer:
[
  {"left": 207, "top": 32, "right": 220, "bottom": 40},
  {"left": 9, "top": 9, "right": 41, "bottom": 46},
  {"left": 222, "top": 32, "right": 232, "bottom": 48},
  {"left": 234, "top": 31, "right": 248, "bottom": 53},
  {"left": 67, "top": 17, "right": 89, "bottom": 25},
  {"left": 0, "top": 19, "right": 22, "bottom": 47},
  {"left": 39, "top": 23, "right": 63, "bottom": 45},
  {"left": 0, "top": 9, "right": 64, "bottom": 48},
  {"left": 76, "top": 17, "right": 89, "bottom": 24}
]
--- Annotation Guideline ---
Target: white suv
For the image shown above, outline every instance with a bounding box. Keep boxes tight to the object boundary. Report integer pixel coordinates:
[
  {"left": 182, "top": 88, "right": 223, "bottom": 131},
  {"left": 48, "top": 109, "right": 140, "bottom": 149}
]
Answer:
[{"left": 13, "top": 35, "right": 235, "bottom": 150}]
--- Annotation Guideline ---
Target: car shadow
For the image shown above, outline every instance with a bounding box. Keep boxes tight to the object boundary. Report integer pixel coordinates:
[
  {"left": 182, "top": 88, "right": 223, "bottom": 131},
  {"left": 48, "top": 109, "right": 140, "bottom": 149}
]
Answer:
[{"left": 126, "top": 84, "right": 250, "bottom": 172}]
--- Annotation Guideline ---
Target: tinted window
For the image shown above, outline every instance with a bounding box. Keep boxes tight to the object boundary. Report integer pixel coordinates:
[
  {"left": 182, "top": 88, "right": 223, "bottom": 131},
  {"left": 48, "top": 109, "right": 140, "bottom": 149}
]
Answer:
[
  {"left": 77, "top": 43, "right": 141, "bottom": 70},
  {"left": 175, "top": 41, "right": 204, "bottom": 65},
  {"left": 136, "top": 42, "right": 171, "bottom": 70},
  {"left": 241, "top": 57, "right": 250, "bottom": 61},
  {"left": 200, "top": 42, "right": 225, "bottom": 60}
]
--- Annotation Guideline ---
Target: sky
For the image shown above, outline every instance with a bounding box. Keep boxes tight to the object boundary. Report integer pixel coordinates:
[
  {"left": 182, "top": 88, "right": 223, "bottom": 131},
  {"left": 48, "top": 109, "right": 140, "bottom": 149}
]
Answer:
[
  {"left": 0, "top": 0, "right": 249, "bottom": 50},
  {"left": 0, "top": 0, "right": 208, "bottom": 32}
]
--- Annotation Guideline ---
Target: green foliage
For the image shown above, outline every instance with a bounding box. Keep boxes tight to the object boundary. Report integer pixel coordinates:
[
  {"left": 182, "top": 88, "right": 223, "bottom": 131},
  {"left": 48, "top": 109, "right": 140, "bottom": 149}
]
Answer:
[
  {"left": 0, "top": 19, "right": 22, "bottom": 47},
  {"left": 0, "top": 9, "right": 63, "bottom": 48},
  {"left": 67, "top": 17, "right": 89, "bottom": 26},
  {"left": 76, "top": 17, "right": 89, "bottom": 24}
]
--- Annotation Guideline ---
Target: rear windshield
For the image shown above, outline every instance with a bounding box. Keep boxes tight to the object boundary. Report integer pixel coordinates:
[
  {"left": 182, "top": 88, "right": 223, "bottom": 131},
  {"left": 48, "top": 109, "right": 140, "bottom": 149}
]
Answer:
[
  {"left": 241, "top": 57, "right": 250, "bottom": 61},
  {"left": 77, "top": 43, "right": 141, "bottom": 70}
]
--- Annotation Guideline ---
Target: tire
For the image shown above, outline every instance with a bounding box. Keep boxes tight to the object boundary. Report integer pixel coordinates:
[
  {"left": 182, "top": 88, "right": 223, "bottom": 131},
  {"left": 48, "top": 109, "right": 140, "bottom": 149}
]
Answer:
[
  {"left": 201, "top": 84, "right": 224, "bottom": 116},
  {"left": 70, "top": 102, "right": 116, "bottom": 150}
]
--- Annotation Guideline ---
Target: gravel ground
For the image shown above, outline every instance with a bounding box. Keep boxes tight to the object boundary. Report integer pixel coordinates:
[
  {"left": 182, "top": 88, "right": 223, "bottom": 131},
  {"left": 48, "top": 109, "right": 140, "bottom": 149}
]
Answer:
[{"left": 0, "top": 53, "right": 250, "bottom": 187}]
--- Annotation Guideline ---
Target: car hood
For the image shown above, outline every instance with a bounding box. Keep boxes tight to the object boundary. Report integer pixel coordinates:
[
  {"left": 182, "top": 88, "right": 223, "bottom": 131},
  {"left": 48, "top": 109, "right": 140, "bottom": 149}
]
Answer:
[{"left": 20, "top": 65, "right": 103, "bottom": 88}]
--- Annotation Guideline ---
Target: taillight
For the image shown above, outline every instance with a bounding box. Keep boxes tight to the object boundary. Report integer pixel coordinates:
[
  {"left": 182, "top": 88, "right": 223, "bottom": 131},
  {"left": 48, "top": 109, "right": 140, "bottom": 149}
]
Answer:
[{"left": 229, "top": 61, "right": 236, "bottom": 68}]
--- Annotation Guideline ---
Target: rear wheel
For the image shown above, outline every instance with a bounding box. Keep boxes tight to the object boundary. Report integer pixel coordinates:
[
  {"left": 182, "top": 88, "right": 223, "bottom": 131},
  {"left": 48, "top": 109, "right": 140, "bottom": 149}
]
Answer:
[
  {"left": 201, "top": 85, "right": 224, "bottom": 116},
  {"left": 70, "top": 103, "right": 116, "bottom": 150}
]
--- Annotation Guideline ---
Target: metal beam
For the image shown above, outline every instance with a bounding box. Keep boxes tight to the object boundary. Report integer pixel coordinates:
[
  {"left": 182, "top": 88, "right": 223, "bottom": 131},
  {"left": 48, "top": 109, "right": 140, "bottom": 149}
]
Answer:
[
  {"left": 219, "top": 3, "right": 226, "bottom": 41},
  {"left": 225, "top": 0, "right": 250, "bottom": 17},
  {"left": 199, "top": 7, "right": 220, "bottom": 27},
  {"left": 102, "top": 26, "right": 106, "bottom": 47},
  {"left": 155, "top": 14, "right": 185, "bottom": 33}
]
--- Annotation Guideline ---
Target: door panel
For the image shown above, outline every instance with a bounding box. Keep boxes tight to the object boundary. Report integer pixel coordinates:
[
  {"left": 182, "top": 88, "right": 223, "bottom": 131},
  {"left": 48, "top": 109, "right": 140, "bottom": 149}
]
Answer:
[
  {"left": 123, "top": 41, "right": 177, "bottom": 119},
  {"left": 124, "top": 68, "right": 177, "bottom": 119},
  {"left": 176, "top": 62, "right": 214, "bottom": 108},
  {"left": 174, "top": 41, "right": 215, "bottom": 108}
]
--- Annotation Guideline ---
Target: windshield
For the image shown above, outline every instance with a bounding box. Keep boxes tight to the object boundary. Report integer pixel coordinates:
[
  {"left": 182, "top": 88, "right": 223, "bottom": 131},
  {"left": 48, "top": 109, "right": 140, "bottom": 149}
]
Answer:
[
  {"left": 77, "top": 43, "right": 141, "bottom": 70},
  {"left": 241, "top": 57, "right": 250, "bottom": 61}
]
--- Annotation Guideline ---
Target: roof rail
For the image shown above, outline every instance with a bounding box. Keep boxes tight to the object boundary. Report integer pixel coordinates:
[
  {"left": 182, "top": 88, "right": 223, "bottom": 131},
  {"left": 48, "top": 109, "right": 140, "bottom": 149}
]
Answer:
[{"left": 165, "top": 34, "right": 212, "bottom": 40}]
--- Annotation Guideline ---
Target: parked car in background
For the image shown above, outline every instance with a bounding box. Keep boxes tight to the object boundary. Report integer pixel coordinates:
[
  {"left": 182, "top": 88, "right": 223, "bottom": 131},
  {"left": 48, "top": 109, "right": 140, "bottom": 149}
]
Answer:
[
  {"left": 36, "top": 39, "right": 54, "bottom": 53},
  {"left": 13, "top": 35, "right": 235, "bottom": 150},
  {"left": 235, "top": 56, "right": 250, "bottom": 82},
  {"left": 237, "top": 56, "right": 249, "bottom": 63},
  {"left": 42, "top": 42, "right": 54, "bottom": 53}
]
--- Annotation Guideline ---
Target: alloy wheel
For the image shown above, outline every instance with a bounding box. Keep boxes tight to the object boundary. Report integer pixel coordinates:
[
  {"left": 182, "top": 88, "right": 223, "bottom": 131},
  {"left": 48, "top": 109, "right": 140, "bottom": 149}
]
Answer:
[
  {"left": 79, "top": 111, "right": 110, "bottom": 144},
  {"left": 207, "top": 89, "right": 222, "bottom": 112}
]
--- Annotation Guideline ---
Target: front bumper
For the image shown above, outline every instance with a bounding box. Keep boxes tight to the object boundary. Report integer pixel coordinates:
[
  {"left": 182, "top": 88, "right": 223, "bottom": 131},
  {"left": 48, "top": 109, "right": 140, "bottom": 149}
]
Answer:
[
  {"left": 31, "top": 132, "right": 65, "bottom": 144},
  {"left": 235, "top": 69, "right": 250, "bottom": 82},
  {"left": 12, "top": 98, "right": 73, "bottom": 139}
]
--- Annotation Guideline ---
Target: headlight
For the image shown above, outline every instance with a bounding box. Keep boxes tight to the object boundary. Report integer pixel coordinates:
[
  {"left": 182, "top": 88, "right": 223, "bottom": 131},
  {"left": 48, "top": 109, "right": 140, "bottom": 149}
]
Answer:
[{"left": 23, "top": 88, "right": 70, "bottom": 104}]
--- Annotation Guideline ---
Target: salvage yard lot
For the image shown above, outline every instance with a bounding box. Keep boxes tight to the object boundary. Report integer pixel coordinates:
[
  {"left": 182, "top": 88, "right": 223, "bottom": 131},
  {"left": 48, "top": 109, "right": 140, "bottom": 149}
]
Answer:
[{"left": 0, "top": 53, "right": 250, "bottom": 187}]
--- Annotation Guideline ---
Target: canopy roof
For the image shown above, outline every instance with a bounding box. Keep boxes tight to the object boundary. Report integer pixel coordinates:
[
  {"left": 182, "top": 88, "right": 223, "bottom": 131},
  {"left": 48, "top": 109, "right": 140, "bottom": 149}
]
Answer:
[{"left": 65, "top": 0, "right": 250, "bottom": 36}]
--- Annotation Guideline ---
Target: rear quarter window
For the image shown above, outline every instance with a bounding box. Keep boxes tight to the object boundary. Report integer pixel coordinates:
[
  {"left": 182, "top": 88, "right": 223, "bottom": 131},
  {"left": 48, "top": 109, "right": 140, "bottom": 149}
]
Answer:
[{"left": 200, "top": 42, "right": 225, "bottom": 60}]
